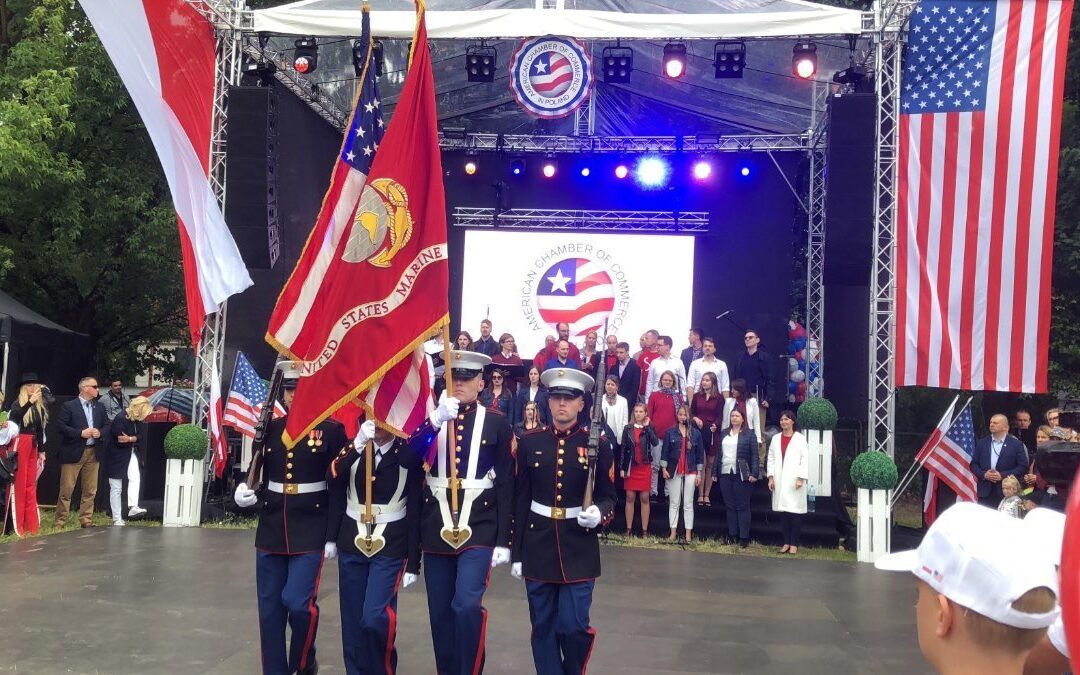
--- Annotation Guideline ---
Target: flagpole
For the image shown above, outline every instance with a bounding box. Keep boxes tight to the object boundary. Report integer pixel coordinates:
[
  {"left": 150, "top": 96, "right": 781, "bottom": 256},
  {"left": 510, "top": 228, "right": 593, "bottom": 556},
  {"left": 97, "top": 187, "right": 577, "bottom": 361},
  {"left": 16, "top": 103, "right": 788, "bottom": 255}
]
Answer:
[{"left": 441, "top": 325, "right": 460, "bottom": 528}]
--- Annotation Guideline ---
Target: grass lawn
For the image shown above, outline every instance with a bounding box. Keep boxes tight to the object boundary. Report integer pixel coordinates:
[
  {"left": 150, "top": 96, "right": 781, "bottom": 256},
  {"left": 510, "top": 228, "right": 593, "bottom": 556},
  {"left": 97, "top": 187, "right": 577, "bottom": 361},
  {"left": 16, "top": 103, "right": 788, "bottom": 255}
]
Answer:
[
  {"left": 601, "top": 532, "right": 857, "bottom": 562},
  {"left": 0, "top": 508, "right": 159, "bottom": 545}
]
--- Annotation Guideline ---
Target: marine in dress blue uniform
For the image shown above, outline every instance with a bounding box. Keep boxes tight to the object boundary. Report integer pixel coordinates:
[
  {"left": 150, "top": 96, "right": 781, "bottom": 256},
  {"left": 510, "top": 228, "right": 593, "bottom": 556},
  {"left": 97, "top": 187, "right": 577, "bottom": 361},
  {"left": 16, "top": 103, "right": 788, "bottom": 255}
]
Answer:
[
  {"left": 327, "top": 419, "right": 423, "bottom": 675},
  {"left": 407, "top": 351, "right": 514, "bottom": 675},
  {"left": 511, "top": 368, "right": 616, "bottom": 675},
  {"left": 235, "top": 364, "right": 348, "bottom": 675}
]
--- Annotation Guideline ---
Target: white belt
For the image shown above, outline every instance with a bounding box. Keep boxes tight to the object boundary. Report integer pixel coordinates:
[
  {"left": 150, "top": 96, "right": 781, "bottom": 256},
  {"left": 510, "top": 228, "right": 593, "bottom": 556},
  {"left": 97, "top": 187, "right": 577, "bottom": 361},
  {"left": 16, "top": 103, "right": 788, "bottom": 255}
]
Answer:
[
  {"left": 267, "top": 480, "right": 327, "bottom": 495},
  {"left": 346, "top": 501, "right": 406, "bottom": 525},
  {"left": 426, "top": 476, "right": 493, "bottom": 490},
  {"left": 530, "top": 500, "right": 581, "bottom": 520}
]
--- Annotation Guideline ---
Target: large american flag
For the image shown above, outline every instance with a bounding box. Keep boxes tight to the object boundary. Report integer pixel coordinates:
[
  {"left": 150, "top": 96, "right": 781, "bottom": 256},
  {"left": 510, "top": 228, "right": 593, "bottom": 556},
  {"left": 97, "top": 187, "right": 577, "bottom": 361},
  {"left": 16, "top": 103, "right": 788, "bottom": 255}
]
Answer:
[
  {"left": 536, "top": 257, "right": 615, "bottom": 337},
  {"left": 895, "top": 0, "right": 1073, "bottom": 393},
  {"left": 918, "top": 398, "right": 978, "bottom": 524},
  {"left": 222, "top": 352, "right": 285, "bottom": 439}
]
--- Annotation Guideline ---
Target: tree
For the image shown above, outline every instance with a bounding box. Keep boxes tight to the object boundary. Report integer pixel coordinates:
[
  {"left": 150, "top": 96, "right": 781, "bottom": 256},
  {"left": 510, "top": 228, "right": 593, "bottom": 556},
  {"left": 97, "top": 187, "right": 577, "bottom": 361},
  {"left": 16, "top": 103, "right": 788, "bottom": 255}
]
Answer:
[{"left": 0, "top": 0, "right": 187, "bottom": 381}]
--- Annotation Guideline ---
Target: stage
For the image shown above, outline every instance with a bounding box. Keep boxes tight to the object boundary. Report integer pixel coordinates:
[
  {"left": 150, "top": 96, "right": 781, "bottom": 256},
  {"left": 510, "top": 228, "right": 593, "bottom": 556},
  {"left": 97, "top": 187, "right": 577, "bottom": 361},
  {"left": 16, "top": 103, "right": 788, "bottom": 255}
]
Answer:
[{"left": 0, "top": 528, "right": 925, "bottom": 674}]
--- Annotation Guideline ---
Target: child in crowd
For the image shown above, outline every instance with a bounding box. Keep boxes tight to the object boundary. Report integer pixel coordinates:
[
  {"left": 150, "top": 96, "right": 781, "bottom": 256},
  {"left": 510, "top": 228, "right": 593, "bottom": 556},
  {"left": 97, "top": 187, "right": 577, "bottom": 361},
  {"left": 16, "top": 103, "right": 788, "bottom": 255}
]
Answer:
[
  {"left": 997, "top": 475, "right": 1023, "bottom": 518},
  {"left": 660, "top": 404, "right": 703, "bottom": 543},
  {"left": 620, "top": 402, "right": 657, "bottom": 537}
]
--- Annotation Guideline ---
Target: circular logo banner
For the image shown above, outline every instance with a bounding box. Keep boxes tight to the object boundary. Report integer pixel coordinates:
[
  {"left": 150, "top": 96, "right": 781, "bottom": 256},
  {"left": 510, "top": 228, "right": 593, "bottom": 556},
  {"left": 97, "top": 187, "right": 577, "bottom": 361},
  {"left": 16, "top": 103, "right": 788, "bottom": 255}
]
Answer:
[{"left": 509, "top": 36, "right": 593, "bottom": 119}]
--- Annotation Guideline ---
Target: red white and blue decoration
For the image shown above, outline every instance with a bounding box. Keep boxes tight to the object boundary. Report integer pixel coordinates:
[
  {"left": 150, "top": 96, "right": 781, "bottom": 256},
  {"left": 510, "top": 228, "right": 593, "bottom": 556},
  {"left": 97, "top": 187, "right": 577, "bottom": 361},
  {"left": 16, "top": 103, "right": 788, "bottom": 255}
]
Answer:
[
  {"left": 536, "top": 258, "right": 614, "bottom": 337},
  {"left": 509, "top": 35, "right": 593, "bottom": 119}
]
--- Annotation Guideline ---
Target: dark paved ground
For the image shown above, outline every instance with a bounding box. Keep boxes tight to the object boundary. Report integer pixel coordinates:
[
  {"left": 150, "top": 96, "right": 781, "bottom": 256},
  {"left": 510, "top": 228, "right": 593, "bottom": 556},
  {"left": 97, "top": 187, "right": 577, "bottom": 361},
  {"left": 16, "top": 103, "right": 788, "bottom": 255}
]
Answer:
[{"left": 0, "top": 527, "right": 927, "bottom": 674}]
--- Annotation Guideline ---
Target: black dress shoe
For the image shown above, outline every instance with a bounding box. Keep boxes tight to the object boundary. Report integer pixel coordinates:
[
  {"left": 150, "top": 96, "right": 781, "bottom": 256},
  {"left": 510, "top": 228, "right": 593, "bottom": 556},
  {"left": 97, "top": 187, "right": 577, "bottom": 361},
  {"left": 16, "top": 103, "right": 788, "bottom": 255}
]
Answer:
[
  {"left": 297, "top": 660, "right": 319, "bottom": 675},
  {"left": 738, "top": 539, "right": 750, "bottom": 549}
]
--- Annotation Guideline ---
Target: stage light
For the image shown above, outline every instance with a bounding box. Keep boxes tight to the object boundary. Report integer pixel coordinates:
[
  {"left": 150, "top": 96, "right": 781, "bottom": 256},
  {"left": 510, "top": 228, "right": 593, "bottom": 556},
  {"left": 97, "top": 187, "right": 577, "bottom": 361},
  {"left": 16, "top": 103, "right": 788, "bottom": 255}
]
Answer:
[
  {"left": 692, "top": 160, "right": 712, "bottom": 180},
  {"left": 662, "top": 43, "right": 687, "bottom": 80},
  {"left": 713, "top": 41, "right": 746, "bottom": 79},
  {"left": 635, "top": 156, "right": 669, "bottom": 188},
  {"left": 510, "top": 157, "right": 526, "bottom": 176},
  {"left": 580, "top": 166, "right": 591, "bottom": 177},
  {"left": 352, "top": 39, "right": 385, "bottom": 77},
  {"left": 293, "top": 37, "right": 319, "bottom": 75},
  {"left": 464, "top": 161, "right": 478, "bottom": 175},
  {"left": 792, "top": 42, "right": 817, "bottom": 80},
  {"left": 466, "top": 44, "right": 497, "bottom": 83},
  {"left": 542, "top": 158, "right": 558, "bottom": 178},
  {"left": 241, "top": 59, "right": 277, "bottom": 86},
  {"left": 614, "top": 164, "right": 629, "bottom": 179},
  {"left": 602, "top": 45, "right": 634, "bottom": 84}
]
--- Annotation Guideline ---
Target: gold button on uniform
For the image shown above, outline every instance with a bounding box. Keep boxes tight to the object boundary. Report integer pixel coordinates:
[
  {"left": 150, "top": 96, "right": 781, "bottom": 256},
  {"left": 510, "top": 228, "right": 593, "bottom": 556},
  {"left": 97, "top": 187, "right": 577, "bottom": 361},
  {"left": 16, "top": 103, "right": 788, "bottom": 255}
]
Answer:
[
  {"left": 557, "top": 459, "right": 563, "bottom": 465},
  {"left": 557, "top": 470, "right": 563, "bottom": 476},
  {"left": 286, "top": 473, "right": 293, "bottom": 479},
  {"left": 286, "top": 462, "right": 293, "bottom": 469},
  {"left": 557, "top": 483, "right": 563, "bottom": 489},
  {"left": 558, "top": 449, "right": 565, "bottom": 456},
  {"left": 556, "top": 495, "right": 562, "bottom": 502},
  {"left": 287, "top": 452, "right": 294, "bottom": 459}
]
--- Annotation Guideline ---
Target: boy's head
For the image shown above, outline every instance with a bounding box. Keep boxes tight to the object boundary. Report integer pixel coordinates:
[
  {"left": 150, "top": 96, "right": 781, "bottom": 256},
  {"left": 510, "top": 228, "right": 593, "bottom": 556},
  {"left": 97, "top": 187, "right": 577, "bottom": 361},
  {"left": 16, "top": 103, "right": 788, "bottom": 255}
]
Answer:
[{"left": 876, "top": 503, "right": 1058, "bottom": 671}]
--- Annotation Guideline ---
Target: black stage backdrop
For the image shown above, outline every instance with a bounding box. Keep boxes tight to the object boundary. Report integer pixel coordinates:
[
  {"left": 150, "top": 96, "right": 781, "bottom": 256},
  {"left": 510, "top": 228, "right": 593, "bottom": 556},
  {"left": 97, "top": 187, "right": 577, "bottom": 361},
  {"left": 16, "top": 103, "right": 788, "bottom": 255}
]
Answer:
[{"left": 223, "top": 83, "right": 803, "bottom": 406}]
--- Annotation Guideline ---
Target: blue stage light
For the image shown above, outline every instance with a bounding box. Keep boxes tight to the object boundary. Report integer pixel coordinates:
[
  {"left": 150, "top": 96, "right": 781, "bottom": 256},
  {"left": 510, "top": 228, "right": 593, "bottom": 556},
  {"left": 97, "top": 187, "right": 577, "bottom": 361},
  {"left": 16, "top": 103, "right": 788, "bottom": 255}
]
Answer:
[
  {"left": 635, "top": 156, "right": 669, "bottom": 188},
  {"left": 580, "top": 166, "right": 591, "bottom": 177},
  {"left": 614, "top": 164, "right": 629, "bottom": 179},
  {"left": 692, "top": 161, "right": 712, "bottom": 180},
  {"left": 739, "top": 165, "right": 751, "bottom": 177},
  {"left": 510, "top": 157, "right": 526, "bottom": 176}
]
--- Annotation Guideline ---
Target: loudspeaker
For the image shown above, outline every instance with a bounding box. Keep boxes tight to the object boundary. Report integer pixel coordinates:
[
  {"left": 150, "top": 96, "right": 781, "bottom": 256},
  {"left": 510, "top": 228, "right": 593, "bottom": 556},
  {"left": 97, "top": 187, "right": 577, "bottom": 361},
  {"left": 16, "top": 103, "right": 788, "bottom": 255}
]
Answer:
[
  {"left": 225, "top": 86, "right": 276, "bottom": 270},
  {"left": 823, "top": 93, "right": 876, "bottom": 286}
]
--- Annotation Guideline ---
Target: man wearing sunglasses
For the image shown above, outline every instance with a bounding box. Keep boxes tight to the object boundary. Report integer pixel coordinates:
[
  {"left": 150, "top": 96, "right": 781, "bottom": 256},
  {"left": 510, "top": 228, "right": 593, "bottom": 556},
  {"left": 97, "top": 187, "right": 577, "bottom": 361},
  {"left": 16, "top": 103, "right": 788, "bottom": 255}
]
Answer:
[{"left": 55, "top": 377, "right": 108, "bottom": 528}]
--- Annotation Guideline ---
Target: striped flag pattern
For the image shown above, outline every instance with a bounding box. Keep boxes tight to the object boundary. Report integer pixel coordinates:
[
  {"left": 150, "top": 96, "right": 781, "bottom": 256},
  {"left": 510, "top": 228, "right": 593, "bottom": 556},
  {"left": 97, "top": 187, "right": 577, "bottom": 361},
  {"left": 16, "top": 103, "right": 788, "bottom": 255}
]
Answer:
[
  {"left": 895, "top": 0, "right": 1073, "bottom": 393},
  {"left": 917, "top": 399, "right": 978, "bottom": 518},
  {"left": 222, "top": 352, "right": 286, "bottom": 438},
  {"left": 529, "top": 51, "right": 574, "bottom": 97},
  {"left": 362, "top": 347, "right": 434, "bottom": 438},
  {"left": 536, "top": 257, "right": 615, "bottom": 336}
]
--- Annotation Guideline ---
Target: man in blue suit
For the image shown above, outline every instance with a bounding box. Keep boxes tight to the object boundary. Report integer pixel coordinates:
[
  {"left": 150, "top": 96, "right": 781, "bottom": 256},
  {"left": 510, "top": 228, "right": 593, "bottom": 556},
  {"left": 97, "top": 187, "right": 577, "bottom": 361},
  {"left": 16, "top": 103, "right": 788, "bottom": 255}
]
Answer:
[{"left": 970, "top": 414, "right": 1029, "bottom": 507}]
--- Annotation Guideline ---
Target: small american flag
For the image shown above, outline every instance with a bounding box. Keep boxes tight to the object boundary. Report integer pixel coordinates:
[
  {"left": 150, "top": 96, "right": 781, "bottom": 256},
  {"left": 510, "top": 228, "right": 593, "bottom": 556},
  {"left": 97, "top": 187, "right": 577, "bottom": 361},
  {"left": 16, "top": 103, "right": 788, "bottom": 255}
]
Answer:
[
  {"left": 919, "top": 398, "right": 978, "bottom": 524},
  {"left": 222, "top": 352, "right": 285, "bottom": 439},
  {"left": 895, "top": 0, "right": 1073, "bottom": 393}
]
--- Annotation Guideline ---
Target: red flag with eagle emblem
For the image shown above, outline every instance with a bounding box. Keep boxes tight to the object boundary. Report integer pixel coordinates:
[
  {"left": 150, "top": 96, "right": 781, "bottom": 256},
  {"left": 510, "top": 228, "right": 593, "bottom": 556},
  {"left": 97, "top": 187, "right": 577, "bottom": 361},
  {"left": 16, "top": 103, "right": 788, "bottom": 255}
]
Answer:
[{"left": 274, "top": 2, "right": 448, "bottom": 447}]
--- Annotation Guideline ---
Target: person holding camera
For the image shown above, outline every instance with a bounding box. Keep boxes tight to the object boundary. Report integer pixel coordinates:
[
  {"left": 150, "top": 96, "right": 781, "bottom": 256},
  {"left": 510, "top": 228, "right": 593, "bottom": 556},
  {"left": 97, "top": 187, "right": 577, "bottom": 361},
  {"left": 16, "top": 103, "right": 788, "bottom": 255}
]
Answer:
[
  {"left": 8, "top": 373, "right": 52, "bottom": 535},
  {"left": 56, "top": 376, "right": 107, "bottom": 528}
]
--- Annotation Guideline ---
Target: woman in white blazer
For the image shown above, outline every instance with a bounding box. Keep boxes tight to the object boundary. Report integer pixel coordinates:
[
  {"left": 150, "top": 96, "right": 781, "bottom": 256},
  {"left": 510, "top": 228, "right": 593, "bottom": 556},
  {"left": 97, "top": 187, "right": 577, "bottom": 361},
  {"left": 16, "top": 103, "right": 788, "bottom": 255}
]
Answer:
[
  {"left": 721, "top": 379, "right": 763, "bottom": 444},
  {"left": 600, "top": 376, "right": 628, "bottom": 442},
  {"left": 767, "top": 410, "right": 809, "bottom": 554}
]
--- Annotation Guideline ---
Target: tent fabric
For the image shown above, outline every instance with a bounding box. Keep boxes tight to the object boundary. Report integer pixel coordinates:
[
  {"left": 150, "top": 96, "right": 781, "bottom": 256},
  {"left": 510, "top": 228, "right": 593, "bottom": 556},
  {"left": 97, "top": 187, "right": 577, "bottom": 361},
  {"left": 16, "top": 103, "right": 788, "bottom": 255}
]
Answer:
[
  {"left": 0, "top": 290, "right": 86, "bottom": 340},
  {"left": 252, "top": 0, "right": 865, "bottom": 39}
]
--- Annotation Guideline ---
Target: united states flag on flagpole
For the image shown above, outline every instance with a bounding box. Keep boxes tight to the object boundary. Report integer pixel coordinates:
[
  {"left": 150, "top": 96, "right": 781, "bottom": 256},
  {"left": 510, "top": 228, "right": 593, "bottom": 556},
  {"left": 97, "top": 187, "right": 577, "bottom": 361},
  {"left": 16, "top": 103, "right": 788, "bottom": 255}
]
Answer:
[
  {"left": 895, "top": 0, "right": 1073, "bottom": 393},
  {"left": 919, "top": 400, "right": 978, "bottom": 524},
  {"left": 223, "top": 352, "right": 285, "bottom": 439}
]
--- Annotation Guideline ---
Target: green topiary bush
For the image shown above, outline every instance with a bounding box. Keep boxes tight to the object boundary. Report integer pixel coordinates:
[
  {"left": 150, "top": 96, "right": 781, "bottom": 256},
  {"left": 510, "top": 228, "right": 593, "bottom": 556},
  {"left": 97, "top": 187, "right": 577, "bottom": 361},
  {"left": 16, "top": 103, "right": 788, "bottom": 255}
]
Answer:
[
  {"left": 849, "top": 451, "right": 898, "bottom": 490},
  {"left": 797, "top": 397, "right": 838, "bottom": 430},
  {"left": 164, "top": 424, "right": 209, "bottom": 461}
]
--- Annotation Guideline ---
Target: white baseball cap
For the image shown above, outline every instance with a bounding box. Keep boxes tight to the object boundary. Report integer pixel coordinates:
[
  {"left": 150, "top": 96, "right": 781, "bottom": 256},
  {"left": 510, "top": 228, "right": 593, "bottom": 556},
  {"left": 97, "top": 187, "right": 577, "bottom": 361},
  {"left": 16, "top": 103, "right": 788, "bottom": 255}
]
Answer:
[
  {"left": 875, "top": 502, "right": 1059, "bottom": 629},
  {"left": 1022, "top": 508, "right": 1066, "bottom": 570}
]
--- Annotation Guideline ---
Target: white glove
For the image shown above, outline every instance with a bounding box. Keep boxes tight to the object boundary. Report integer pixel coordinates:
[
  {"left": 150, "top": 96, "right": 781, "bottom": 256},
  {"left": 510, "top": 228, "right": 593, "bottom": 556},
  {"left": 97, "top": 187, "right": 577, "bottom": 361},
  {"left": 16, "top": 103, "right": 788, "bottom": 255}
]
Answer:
[
  {"left": 354, "top": 420, "right": 377, "bottom": 450},
  {"left": 402, "top": 572, "right": 418, "bottom": 589},
  {"left": 511, "top": 562, "right": 523, "bottom": 580},
  {"left": 490, "top": 546, "right": 511, "bottom": 568},
  {"left": 576, "top": 504, "right": 602, "bottom": 529},
  {"left": 429, "top": 397, "right": 460, "bottom": 428},
  {"left": 0, "top": 420, "right": 18, "bottom": 445},
  {"left": 234, "top": 483, "right": 258, "bottom": 508},
  {"left": 323, "top": 542, "right": 338, "bottom": 560}
]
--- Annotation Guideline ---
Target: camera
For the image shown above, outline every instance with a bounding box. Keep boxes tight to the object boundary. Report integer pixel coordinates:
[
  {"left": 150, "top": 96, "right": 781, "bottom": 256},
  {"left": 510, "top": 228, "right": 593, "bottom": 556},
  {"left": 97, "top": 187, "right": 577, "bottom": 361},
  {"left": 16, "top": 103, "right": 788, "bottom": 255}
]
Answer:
[{"left": 39, "top": 386, "right": 56, "bottom": 405}]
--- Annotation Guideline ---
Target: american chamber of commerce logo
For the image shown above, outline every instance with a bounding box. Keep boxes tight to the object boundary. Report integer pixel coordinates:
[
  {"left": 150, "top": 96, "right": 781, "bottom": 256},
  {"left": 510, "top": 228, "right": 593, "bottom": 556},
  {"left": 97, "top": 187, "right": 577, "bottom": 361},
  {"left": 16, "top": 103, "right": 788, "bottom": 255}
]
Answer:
[
  {"left": 510, "top": 36, "right": 593, "bottom": 119},
  {"left": 521, "top": 244, "right": 631, "bottom": 336}
]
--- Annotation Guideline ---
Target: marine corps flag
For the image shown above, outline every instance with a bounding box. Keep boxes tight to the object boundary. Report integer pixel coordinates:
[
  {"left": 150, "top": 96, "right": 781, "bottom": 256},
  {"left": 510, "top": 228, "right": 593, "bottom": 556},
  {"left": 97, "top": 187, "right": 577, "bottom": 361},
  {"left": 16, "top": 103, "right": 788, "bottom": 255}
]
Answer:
[{"left": 277, "top": 1, "right": 448, "bottom": 447}]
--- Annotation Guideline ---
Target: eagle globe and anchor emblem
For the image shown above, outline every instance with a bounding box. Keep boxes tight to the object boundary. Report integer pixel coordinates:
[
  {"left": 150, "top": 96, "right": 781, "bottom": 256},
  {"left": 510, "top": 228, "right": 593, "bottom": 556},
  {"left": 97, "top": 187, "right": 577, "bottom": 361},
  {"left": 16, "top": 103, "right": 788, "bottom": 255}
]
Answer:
[{"left": 343, "top": 178, "right": 414, "bottom": 266}]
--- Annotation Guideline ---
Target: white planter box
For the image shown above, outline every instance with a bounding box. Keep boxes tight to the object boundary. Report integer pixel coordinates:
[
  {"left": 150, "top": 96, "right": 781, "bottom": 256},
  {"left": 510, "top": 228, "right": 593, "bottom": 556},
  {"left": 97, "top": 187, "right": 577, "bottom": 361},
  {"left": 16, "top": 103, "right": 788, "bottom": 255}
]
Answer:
[
  {"left": 805, "top": 429, "right": 833, "bottom": 497},
  {"left": 163, "top": 458, "right": 206, "bottom": 527},
  {"left": 857, "top": 488, "right": 892, "bottom": 563}
]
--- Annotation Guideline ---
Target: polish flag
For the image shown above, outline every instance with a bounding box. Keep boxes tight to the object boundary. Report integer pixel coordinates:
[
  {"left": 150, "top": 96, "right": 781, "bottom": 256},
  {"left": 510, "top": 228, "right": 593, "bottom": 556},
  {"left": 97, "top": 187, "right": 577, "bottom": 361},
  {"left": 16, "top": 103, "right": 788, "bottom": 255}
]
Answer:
[{"left": 79, "top": 0, "right": 252, "bottom": 346}]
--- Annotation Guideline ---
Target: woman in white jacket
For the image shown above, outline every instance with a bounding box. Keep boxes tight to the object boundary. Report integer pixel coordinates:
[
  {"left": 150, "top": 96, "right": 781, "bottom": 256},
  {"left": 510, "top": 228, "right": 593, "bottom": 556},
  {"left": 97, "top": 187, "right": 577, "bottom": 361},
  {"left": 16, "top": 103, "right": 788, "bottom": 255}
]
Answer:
[
  {"left": 721, "top": 379, "right": 763, "bottom": 444},
  {"left": 600, "top": 376, "right": 628, "bottom": 442},
  {"left": 767, "top": 410, "right": 809, "bottom": 555}
]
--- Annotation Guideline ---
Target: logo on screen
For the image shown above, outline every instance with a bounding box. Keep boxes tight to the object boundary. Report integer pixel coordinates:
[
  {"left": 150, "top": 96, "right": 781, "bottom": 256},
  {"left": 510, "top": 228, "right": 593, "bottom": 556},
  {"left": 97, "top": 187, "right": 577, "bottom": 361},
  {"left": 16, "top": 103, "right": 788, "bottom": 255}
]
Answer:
[
  {"left": 535, "top": 258, "right": 615, "bottom": 336},
  {"left": 510, "top": 36, "right": 593, "bottom": 119}
]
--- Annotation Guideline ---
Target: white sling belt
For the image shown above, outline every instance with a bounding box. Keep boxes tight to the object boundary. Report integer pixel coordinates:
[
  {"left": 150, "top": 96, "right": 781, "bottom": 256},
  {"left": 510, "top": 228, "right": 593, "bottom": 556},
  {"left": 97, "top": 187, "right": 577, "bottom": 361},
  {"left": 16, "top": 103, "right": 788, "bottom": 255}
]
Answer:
[
  {"left": 346, "top": 458, "right": 408, "bottom": 535},
  {"left": 428, "top": 405, "right": 493, "bottom": 532}
]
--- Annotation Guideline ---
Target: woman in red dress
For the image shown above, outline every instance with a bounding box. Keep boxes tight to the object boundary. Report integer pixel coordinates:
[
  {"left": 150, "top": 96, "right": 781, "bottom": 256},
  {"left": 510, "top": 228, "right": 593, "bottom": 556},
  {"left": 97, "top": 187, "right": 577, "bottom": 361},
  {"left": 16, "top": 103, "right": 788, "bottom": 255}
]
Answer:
[
  {"left": 690, "top": 371, "right": 723, "bottom": 506},
  {"left": 647, "top": 370, "right": 683, "bottom": 499},
  {"left": 620, "top": 402, "right": 658, "bottom": 537}
]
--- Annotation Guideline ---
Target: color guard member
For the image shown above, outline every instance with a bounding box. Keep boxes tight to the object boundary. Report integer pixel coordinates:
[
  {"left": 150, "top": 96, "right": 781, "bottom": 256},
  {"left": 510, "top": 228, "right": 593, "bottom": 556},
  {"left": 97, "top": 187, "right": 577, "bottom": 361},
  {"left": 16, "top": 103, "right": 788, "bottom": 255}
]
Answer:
[
  {"left": 234, "top": 363, "right": 348, "bottom": 675},
  {"left": 328, "top": 417, "right": 423, "bottom": 674},
  {"left": 408, "top": 350, "right": 514, "bottom": 674},
  {"left": 511, "top": 368, "right": 616, "bottom": 675}
]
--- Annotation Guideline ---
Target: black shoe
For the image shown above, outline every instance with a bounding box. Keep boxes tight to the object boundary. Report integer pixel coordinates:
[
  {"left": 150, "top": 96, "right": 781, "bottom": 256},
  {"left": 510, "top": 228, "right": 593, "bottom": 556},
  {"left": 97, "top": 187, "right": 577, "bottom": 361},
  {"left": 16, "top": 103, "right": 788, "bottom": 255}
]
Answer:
[
  {"left": 738, "top": 539, "right": 750, "bottom": 549},
  {"left": 297, "top": 661, "right": 319, "bottom": 675}
]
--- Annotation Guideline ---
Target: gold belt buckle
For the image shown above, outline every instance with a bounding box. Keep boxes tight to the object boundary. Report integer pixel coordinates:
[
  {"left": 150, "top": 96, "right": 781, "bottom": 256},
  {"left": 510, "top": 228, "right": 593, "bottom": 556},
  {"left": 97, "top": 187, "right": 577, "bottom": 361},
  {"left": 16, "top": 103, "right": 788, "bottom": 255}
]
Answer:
[
  {"left": 360, "top": 512, "right": 375, "bottom": 524},
  {"left": 551, "top": 506, "right": 566, "bottom": 520},
  {"left": 284, "top": 483, "right": 299, "bottom": 495}
]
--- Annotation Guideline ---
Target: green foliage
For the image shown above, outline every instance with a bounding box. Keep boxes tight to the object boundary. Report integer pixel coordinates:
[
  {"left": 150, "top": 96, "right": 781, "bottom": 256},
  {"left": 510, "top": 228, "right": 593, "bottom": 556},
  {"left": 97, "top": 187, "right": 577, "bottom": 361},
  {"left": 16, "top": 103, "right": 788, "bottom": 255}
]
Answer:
[
  {"left": 163, "top": 424, "right": 209, "bottom": 461},
  {"left": 797, "top": 397, "right": 838, "bottom": 430},
  {"left": 0, "top": 0, "right": 187, "bottom": 381},
  {"left": 850, "top": 451, "right": 898, "bottom": 490}
]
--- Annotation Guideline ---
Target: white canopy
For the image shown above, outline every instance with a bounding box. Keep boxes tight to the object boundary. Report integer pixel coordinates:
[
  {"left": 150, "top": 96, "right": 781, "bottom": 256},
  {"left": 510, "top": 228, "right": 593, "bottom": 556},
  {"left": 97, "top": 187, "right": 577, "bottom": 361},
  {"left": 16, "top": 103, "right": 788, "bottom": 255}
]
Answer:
[{"left": 253, "top": 0, "right": 865, "bottom": 39}]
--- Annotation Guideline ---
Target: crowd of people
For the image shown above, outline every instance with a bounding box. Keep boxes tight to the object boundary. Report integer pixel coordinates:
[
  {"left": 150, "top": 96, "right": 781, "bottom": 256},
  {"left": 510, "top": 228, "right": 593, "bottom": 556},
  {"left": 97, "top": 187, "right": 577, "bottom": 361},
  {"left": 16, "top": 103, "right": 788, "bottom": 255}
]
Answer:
[
  {"left": 0, "top": 374, "right": 149, "bottom": 535},
  {"left": 984, "top": 409, "right": 1077, "bottom": 517}
]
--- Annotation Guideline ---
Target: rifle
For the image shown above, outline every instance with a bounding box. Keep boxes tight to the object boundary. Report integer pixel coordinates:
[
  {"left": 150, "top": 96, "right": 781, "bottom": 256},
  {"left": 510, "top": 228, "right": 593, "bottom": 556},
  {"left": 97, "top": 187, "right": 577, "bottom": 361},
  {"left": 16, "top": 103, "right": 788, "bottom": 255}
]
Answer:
[
  {"left": 582, "top": 321, "right": 609, "bottom": 511},
  {"left": 245, "top": 366, "right": 285, "bottom": 491}
]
